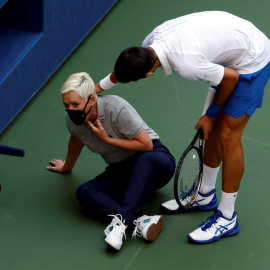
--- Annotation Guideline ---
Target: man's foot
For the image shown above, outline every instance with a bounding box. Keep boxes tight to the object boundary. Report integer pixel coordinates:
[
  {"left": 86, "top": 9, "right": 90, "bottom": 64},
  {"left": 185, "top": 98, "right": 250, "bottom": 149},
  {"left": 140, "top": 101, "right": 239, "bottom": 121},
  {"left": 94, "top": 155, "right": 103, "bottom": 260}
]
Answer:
[
  {"left": 188, "top": 209, "right": 240, "bottom": 244},
  {"left": 132, "top": 215, "right": 163, "bottom": 241},
  {"left": 160, "top": 189, "right": 218, "bottom": 214},
  {"left": 104, "top": 215, "right": 127, "bottom": 250}
]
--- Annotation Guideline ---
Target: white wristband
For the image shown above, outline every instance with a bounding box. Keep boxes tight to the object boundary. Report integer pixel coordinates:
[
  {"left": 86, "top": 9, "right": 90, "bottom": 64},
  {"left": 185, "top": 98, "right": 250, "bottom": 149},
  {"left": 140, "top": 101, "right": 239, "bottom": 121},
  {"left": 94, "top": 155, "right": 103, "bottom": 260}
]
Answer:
[{"left": 99, "top": 73, "right": 116, "bottom": 90}]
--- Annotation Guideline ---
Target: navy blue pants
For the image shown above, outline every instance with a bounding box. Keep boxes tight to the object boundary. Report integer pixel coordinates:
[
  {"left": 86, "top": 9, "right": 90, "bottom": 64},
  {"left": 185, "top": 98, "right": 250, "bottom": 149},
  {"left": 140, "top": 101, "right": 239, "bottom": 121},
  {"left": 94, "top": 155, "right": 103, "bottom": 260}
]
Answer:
[{"left": 76, "top": 140, "right": 175, "bottom": 224}]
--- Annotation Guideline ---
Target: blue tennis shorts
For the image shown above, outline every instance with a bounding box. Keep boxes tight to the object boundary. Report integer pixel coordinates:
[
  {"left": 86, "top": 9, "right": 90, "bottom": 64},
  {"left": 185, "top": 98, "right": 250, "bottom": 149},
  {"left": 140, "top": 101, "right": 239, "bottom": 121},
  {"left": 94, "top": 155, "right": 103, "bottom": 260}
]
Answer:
[{"left": 214, "top": 61, "right": 270, "bottom": 118}]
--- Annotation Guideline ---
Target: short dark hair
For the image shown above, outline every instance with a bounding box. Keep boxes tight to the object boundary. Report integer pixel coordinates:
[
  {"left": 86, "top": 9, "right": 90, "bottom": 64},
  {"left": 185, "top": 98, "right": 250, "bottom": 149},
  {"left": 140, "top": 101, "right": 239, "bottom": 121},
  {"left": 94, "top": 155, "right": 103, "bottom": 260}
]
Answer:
[{"left": 114, "top": 47, "right": 156, "bottom": 83}]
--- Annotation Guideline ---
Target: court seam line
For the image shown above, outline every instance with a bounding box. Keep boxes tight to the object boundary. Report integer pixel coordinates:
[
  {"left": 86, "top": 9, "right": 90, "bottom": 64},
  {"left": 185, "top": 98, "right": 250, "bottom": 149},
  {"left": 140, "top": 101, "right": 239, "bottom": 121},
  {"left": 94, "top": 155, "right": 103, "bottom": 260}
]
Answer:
[
  {"left": 242, "top": 135, "right": 270, "bottom": 148},
  {"left": 122, "top": 244, "right": 143, "bottom": 270}
]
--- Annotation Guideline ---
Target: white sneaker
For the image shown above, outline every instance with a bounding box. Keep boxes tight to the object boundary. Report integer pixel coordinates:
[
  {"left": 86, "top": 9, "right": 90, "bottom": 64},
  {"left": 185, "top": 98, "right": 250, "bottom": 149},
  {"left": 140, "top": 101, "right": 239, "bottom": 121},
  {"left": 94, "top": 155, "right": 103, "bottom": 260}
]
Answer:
[
  {"left": 188, "top": 209, "right": 240, "bottom": 244},
  {"left": 104, "top": 215, "right": 127, "bottom": 250},
  {"left": 160, "top": 189, "right": 218, "bottom": 214},
  {"left": 132, "top": 215, "right": 163, "bottom": 241}
]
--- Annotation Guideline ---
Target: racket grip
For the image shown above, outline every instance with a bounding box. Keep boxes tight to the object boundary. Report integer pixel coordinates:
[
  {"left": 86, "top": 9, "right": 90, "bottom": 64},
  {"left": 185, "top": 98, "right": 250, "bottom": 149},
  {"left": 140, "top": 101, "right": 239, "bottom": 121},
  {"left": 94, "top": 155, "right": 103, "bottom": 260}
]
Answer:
[
  {"left": 202, "top": 87, "right": 216, "bottom": 116},
  {"left": 0, "top": 145, "right": 25, "bottom": 157}
]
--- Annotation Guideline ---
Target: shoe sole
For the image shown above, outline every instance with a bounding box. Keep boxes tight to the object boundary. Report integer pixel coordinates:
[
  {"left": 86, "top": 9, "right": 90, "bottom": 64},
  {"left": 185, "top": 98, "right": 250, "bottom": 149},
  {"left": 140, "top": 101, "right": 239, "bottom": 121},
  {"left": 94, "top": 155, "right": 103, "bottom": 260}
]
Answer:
[
  {"left": 104, "top": 235, "right": 121, "bottom": 251},
  {"left": 160, "top": 200, "right": 219, "bottom": 214},
  {"left": 188, "top": 222, "right": 240, "bottom": 244},
  {"left": 145, "top": 216, "right": 164, "bottom": 241}
]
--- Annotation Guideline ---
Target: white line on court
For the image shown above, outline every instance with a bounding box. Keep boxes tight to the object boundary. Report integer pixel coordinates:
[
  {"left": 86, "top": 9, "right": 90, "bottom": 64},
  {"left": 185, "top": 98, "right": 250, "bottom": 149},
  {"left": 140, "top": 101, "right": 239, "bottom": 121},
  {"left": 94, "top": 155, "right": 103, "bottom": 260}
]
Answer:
[
  {"left": 242, "top": 135, "right": 270, "bottom": 148},
  {"left": 122, "top": 244, "right": 144, "bottom": 270}
]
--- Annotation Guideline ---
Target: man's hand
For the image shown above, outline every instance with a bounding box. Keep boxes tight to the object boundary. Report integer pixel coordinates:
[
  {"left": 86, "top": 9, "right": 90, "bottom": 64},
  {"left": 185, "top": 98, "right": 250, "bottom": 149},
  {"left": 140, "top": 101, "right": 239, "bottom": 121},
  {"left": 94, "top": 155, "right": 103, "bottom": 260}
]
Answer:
[
  {"left": 195, "top": 114, "right": 215, "bottom": 140},
  {"left": 95, "top": 83, "right": 104, "bottom": 94}
]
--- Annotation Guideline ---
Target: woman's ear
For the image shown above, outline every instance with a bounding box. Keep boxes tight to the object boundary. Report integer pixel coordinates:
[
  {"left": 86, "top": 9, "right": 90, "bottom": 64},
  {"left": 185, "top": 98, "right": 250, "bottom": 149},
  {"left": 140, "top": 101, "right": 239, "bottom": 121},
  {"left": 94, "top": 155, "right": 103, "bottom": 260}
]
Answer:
[{"left": 89, "top": 95, "right": 96, "bottom": 106}]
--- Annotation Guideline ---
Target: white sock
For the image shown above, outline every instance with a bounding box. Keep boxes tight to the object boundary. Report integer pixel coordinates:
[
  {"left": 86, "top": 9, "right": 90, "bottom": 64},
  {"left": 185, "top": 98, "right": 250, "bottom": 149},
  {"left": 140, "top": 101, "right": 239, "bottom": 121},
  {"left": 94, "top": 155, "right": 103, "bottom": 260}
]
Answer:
[
  {"left": 217, "top": 191, "right": 238, "bottom": 219},
  {"left": 199, "top": 164, "right": 220, "bottom": 194}
]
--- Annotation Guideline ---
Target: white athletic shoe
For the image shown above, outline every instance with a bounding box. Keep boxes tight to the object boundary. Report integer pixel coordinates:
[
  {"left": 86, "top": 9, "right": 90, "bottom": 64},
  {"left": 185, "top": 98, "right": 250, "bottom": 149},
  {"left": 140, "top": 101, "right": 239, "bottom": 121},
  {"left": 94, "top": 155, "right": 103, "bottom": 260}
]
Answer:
[
  {"left": 104, "top": 215, "right": 127, "bottom": 250},
  {"left": 132, "top": 215, "right": 163, "bottom": 241},
  {"left": 188, "top": 209, "right": 240, "bottom": 244},
  {"left": 160, "top": 189, "right": 218, "bottom": 214}
]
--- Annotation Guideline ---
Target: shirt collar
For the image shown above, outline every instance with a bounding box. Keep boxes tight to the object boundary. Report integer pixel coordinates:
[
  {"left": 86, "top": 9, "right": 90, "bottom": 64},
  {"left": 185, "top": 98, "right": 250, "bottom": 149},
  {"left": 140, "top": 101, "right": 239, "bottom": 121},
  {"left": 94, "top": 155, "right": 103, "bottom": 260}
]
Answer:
[
  {"left": 96, "top": 96, "right": 106, "bottom": 123},
  {"left": 149, "top": 42, "right": 172, "bottom": 75}
]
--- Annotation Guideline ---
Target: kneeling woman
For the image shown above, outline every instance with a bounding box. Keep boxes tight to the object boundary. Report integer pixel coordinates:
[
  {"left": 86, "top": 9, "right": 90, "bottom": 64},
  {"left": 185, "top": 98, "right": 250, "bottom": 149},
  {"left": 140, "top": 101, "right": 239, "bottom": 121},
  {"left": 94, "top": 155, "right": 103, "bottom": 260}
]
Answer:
[{"left": 47, "top": 72, "right": 175, "bottom": 251}]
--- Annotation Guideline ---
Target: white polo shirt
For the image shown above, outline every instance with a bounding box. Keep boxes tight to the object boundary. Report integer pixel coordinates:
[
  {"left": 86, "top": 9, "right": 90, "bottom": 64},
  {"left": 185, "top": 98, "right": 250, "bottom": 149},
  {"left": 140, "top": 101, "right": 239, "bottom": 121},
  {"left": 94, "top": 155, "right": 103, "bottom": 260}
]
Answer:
[
  {"left": 142, "top": 11, "right": 270, "bottom": 86},
  {"left": 66, "top": 95, "right": 159, "bottom": 164}
]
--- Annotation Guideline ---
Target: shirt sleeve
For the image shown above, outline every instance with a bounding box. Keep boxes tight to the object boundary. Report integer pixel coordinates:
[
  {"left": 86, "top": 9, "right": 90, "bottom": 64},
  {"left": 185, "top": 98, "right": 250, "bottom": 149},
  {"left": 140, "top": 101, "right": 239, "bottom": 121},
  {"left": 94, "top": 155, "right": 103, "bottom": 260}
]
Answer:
[
  {"left": 114, "top": 106, "right": 144, "bottom": 139},
  {"left": 168, "top": 53, "right": 225, "bottom": 86},
  {"left": 65, "top": 114, "right": 76, "bottom": 137},
  {"left": 142, "top": 32, "right": 154, "bottom": 48}
]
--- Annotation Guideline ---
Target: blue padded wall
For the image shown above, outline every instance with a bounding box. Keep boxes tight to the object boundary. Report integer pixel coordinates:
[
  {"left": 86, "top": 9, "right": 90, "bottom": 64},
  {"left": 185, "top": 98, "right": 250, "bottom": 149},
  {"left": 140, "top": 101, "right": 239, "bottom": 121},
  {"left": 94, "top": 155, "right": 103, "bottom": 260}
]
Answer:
[{"left": 0, "top": 0, "right": 117, "bottom": 133}]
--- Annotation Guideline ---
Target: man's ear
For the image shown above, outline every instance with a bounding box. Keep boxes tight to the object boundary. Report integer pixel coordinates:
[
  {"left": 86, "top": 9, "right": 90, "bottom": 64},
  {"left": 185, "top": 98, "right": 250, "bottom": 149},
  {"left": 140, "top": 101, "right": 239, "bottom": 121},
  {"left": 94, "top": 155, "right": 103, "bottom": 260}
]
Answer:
[{"left": 145, "top": 71, "right": 154, "bottom": 78}]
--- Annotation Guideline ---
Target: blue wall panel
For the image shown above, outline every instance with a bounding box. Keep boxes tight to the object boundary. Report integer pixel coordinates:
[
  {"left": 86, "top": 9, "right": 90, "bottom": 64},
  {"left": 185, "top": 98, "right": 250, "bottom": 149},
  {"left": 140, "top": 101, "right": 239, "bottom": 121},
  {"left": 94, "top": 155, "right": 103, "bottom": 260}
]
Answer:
[{"left": 0, "top": 0, "right": 117, "bottom": 133}]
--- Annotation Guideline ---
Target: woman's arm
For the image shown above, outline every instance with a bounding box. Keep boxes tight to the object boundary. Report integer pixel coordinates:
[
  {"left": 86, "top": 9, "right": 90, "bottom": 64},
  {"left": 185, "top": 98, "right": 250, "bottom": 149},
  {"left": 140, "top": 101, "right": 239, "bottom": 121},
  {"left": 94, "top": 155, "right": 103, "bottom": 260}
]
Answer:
[
  {"left": 46, "top": 135, "right": 84, "bottom": 173},
  {"left": 87, "top": 120, "right": 153, "bottom": 152}
]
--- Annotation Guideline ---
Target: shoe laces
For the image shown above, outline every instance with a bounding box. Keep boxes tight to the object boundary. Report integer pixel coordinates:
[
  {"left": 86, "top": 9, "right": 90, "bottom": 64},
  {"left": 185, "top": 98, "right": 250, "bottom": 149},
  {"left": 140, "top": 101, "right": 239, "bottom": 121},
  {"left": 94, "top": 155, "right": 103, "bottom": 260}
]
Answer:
[
  {"left": 108, "top": 214, "right": 127, "bottom": 239},
  {"left": 199, "top": 210, "right": 221, "bottom": 231},
  {"left": 132, "top": 219, "right": 143, "bottom": 239}
]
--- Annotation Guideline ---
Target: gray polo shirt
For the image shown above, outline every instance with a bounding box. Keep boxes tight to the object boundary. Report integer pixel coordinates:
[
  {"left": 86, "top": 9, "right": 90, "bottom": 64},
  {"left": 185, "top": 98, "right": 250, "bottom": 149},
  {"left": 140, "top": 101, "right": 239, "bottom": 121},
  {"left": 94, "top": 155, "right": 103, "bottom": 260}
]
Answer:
[{"left": 66, "top": 95, "right": 159, "bottom": 164}]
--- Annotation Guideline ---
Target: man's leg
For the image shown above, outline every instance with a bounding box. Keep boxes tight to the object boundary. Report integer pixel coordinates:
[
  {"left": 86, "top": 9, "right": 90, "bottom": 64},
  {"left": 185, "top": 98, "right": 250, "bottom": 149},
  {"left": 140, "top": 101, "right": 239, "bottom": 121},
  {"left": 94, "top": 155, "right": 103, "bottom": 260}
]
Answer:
[
  {"left": 188, "top": 113, "right": 250, "bottom": 244},
  {"left": 203, "top": 112, "right": 250, "bottom": 216},
  {"left": 219, "top": 113, "right": 250, "bottom": 192}
]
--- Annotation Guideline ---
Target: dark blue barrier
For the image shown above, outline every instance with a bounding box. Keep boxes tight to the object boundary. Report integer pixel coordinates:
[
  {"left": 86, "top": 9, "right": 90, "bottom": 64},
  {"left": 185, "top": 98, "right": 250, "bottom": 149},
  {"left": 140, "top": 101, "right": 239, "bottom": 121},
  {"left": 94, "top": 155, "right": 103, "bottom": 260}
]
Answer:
[{"left": 0, "top": 0, "right": 117, "bottom": 133}]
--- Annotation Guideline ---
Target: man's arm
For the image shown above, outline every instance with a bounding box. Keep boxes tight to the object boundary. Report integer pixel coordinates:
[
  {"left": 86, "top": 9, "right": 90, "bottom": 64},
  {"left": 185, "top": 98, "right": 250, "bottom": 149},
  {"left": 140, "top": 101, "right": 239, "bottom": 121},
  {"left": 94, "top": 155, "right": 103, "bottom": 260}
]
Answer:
[
  {"left": 213, "top": 67, "right": 239, "bottom": 107},
  {"left": 95, "top": 72, "right": 118, "bottom": 94},
  {"left": 195, "top": 67, "right": 239, "bottom": 139}
]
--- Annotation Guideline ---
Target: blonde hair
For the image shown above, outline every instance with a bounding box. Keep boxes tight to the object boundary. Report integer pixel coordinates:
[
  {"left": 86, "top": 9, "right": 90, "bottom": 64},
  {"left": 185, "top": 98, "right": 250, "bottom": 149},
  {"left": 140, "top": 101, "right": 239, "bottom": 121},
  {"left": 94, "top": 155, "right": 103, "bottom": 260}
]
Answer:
[{"left": 60, "top": 72, "right": 97, "bottom": 100}]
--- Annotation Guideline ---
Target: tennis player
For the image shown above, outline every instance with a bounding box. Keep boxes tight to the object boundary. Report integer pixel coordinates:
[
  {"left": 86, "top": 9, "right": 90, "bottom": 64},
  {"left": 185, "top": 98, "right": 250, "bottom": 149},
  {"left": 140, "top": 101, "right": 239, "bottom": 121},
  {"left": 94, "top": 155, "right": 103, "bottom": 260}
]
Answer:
[
  {"left": 95, "top": 11, "right": 270, "bottom": 243},
  {"left": 46, "top": 72, "right": 175, "bottom": 250}
]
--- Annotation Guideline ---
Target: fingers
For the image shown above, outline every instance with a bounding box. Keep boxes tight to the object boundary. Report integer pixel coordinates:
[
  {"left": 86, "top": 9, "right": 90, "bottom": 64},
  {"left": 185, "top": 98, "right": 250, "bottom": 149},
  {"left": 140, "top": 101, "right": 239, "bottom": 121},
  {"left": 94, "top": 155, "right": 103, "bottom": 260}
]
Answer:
[
  {"left": 203, "top": 131, "right": 209, "bottom": 140},
  {"left": 95, "top": 120, "right": 102, "bottom": 128},
  {"left": 86, "top": 120, "right": 97, "bottom": 130},
  {"left": 194, "top": 123, "right": 200, "bottom": 130},
  {"left": 87, "top": 119, "right": 102, "bottom": 130},
  {"left": 46, "top": 159, "right": 65, "bottom": 172},
  {"left": 49, "top": 159, "right": 64, "bottom": 165},
  {"left": 46, "top": 165, "right": 56, "bottom": 171}
]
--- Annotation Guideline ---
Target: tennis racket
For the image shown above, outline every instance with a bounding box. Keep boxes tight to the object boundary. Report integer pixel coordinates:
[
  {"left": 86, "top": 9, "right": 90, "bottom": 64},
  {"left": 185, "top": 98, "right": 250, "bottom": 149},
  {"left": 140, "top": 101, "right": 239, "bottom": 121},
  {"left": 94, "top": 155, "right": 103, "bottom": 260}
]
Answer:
[{"left": 174, "top": 87, "right": 215, "bottom": 209}]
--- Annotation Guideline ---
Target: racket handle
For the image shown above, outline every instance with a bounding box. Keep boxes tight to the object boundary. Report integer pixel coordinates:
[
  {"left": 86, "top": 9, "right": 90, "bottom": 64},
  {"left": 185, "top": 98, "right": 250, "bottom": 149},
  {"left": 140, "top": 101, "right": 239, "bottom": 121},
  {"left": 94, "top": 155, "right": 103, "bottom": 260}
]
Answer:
[
  {"left": 0, "top": 145, "right": 25, "bottom": 157},
  {"left": 202, "top": 87, "right": 216, "bottom": 116}
]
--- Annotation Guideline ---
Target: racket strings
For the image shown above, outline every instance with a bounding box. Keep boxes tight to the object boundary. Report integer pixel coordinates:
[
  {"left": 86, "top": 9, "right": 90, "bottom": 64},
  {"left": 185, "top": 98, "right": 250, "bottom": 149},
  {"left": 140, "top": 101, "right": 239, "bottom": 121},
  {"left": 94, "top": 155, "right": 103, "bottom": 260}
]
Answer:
[{"left": 177, "top": 148, "right": 201, "bottom": 207}]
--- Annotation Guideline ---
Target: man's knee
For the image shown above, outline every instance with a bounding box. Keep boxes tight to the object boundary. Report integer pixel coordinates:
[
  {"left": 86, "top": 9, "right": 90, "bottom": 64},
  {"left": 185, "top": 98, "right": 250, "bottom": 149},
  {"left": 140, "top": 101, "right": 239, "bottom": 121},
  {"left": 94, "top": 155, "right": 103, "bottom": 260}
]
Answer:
[{"left": 218, "top": 128, "right": 241, "bottom": 151}]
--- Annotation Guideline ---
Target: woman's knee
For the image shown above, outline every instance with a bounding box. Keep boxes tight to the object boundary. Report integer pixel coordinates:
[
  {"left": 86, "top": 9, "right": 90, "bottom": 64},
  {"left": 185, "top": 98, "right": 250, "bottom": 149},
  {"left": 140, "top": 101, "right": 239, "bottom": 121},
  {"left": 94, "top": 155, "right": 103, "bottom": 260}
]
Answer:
[
  {"left": 76, "top": 181, "right": 96, "bottom": 201},
  {"left": 138, "top": 151, "right": 174, "bottom": 167}
]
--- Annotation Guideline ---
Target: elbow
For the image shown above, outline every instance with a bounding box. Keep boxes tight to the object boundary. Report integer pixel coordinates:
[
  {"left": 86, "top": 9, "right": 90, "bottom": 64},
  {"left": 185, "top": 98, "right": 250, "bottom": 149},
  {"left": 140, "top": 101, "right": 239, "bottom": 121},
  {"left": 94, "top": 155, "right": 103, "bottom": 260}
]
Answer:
[{"left": 144, "top": 141, "right": 153, "bottom": 152}]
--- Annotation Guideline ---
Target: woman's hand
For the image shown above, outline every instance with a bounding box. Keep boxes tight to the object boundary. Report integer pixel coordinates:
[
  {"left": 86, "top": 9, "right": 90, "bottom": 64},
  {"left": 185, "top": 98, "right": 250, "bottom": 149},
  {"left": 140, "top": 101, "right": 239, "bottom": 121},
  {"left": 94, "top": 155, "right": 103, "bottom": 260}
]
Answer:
[
  {"left": 87, "top": 120, "right": 153, "bottom": 152},
  {"left": 46, "top": 159, "right": 70, "bottom": 173},
  {"left": 87, "top": 120, "right": 110, "bottom": 143}
]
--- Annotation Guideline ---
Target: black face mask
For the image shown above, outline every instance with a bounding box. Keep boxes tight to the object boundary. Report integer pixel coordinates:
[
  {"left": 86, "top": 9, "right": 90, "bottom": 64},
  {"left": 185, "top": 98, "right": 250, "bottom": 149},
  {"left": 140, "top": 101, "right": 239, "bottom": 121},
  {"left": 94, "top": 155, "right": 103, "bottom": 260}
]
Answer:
[{"left": 66, "top": 96, "right": 92, "bottom": 125}]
